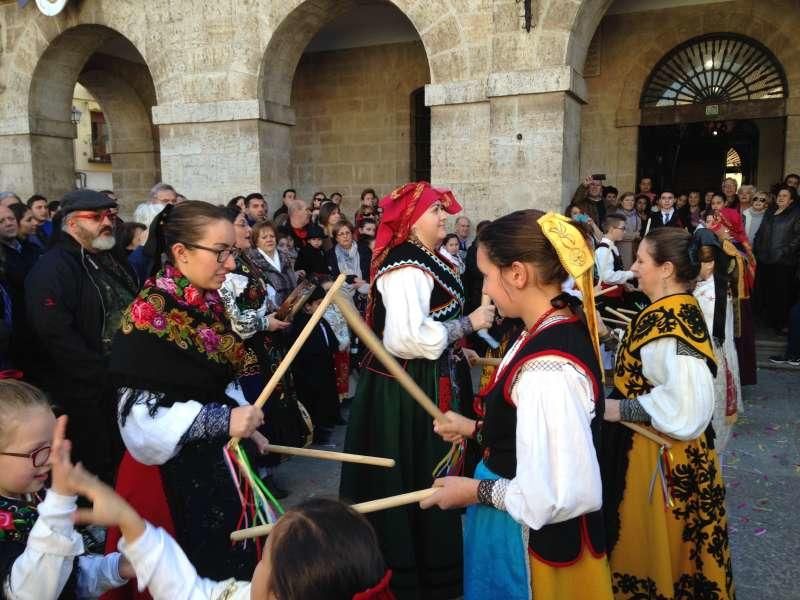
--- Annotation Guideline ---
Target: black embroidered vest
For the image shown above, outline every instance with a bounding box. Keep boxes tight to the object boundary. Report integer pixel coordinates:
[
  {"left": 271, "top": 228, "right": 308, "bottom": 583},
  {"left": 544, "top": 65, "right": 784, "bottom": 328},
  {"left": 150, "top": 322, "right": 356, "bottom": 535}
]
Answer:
[
  {"left": 596, "top": 241, "right": 624, "bottom": 273},
  {"left": 481, "top": 318, "right": 607, "bottom": 564},
  {"left": 370, "top": 241, "right": 465, "bottom": 339}
]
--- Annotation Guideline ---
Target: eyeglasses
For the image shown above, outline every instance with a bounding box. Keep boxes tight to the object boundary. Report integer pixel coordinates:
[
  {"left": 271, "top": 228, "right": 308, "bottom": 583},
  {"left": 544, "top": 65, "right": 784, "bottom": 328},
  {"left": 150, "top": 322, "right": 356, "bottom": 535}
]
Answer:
[
  {"left": 336, "top": 230, "right": 353, "bottom": 238},
  {"left": 181, "top": 242, "right": 241, "bottom": 263},
  {"left": 70, "top": 209, "right": 117, "bottom": 223},
  {"left": 0, "top": 445, "right": 51, "bottom": 468}
]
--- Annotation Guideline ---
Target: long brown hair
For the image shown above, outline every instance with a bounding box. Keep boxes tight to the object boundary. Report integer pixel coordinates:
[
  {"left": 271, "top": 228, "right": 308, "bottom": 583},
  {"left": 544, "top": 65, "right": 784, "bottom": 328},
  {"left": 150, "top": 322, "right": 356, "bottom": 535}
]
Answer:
[
  {"left": 478, "top": 209, "right": 574, "bottom": 285},
  {"left": 144, "top": 201, "right": 228, "bottom": 277},
  {"left": 642, "top": 228, "right": 700, "bottom": 284}
]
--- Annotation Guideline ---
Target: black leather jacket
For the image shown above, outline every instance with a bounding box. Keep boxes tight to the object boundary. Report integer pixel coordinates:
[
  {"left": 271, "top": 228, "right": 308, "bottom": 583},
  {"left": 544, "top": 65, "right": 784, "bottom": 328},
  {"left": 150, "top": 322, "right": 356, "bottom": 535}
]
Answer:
[
  {"left": 25, "top": 234, "right": 138, "bottom": 399},
  {"left": 753, "top": 204, "right": 800, "bottom": 266}
]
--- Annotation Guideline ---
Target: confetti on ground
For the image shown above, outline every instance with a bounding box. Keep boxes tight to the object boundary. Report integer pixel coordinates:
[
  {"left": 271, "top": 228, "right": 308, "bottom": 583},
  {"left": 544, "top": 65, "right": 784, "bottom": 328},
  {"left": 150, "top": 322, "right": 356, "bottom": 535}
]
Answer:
[{"left": 754, "top": 528, "right": 767, "bottom": 537}]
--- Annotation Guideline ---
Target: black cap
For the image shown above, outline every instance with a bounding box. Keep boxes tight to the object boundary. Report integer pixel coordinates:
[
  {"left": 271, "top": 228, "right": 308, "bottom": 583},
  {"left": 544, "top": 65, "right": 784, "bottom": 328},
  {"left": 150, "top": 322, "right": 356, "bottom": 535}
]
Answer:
[
  {"left": 60, "top": 189, "right": 117, "bottom": 216},
  {"left": 306, "top": 224, "right": 325, "bottom": 239}
]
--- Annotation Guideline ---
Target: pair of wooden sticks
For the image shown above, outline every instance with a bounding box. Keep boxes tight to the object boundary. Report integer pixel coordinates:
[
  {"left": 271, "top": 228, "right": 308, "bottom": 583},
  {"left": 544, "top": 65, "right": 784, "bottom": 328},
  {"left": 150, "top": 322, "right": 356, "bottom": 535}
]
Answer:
[
  {"left": 230, "top": 275, "right": 450, "bottom": 541},
  {"left": 231, "top": 488, "right": 438, "bottom": 540},
  {"left": 229, "top": 278, "right": 672, "bottom": 541}
]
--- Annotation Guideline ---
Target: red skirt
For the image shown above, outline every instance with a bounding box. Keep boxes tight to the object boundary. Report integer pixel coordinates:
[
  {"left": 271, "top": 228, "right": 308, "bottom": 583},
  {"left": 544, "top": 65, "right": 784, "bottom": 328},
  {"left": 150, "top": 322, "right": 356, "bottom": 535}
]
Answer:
[{"left": 101, "top": 451, "right": 176, "bottom": 600}]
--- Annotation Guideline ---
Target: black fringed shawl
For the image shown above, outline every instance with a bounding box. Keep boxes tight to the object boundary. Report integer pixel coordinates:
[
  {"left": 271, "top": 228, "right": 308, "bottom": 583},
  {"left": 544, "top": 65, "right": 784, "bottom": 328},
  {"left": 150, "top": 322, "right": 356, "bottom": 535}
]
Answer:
[{"left": 110, "top": 263, "right": 245, "bottom": 416}]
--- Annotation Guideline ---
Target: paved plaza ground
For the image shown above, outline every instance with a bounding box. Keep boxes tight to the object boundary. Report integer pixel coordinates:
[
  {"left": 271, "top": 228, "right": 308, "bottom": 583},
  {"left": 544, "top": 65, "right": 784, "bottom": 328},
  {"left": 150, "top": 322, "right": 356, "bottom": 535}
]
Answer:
[{"left": 277, "top": 366, "right": 800, "bottom": 600}]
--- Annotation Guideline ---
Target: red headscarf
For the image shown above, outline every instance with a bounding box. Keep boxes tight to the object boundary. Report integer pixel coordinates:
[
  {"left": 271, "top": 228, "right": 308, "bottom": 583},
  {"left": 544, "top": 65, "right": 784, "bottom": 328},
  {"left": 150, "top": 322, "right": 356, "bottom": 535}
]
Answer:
[
  {"left": 714, "top": 207, "right": 750, "bottom": 247},
  {"left": 371, "top": 181, "right": 462, "bottom": 281}
]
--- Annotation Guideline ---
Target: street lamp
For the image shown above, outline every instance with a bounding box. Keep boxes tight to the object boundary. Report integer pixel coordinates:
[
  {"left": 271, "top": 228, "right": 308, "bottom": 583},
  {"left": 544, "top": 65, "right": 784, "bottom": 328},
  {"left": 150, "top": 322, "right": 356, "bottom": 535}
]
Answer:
[{"left": 70, "top": 105, "right": 82, "bottom": 125}]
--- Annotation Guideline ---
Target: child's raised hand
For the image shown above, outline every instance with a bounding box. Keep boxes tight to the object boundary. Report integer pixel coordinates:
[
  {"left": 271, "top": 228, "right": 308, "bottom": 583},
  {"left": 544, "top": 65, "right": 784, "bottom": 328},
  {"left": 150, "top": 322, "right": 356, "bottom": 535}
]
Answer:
[
  {"left": 69, "top": 463, "right": 146, "bottom": 544},
  {"left": 50, "top": 416, "right": 79, "bottom": 497}
]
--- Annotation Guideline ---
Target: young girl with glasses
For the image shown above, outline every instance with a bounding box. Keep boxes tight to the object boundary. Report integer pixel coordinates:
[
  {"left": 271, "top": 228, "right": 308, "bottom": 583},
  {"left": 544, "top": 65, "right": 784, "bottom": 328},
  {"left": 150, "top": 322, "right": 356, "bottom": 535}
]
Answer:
[{"left": 0, "top": 379, "right": 132, "bottom": 599}]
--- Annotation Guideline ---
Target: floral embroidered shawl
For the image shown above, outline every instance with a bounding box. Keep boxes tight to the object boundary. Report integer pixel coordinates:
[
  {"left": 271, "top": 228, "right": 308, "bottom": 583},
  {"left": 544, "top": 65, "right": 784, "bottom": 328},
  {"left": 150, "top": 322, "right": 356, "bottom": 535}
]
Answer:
[{"left": 110, "top": 264, "right": 245, "bottom": 408}]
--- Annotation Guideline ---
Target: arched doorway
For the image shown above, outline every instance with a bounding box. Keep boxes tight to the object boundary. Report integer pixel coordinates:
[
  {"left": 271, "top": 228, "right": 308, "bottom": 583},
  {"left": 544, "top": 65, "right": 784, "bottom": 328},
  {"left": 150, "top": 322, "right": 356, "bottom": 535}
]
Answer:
[
  {"left": 637, "top": 33, "right": 787, "bottom": 193},
  {"left": 258, "top": 0, "right": 430, "bottom": 215},
  {"left": 28, "top": 25, "right": 159, "bottom": 214}
]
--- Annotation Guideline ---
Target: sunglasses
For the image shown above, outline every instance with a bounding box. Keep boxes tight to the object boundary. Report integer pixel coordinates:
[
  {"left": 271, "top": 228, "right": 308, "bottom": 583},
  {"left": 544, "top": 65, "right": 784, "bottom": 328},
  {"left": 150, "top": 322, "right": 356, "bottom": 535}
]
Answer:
[{"left": 70, "top": 209, "right": 117, "bottom": 222}]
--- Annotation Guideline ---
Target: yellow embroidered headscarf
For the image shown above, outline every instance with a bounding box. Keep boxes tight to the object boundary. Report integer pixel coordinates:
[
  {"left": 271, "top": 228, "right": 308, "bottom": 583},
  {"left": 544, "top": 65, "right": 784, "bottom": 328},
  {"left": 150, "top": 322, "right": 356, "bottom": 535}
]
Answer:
[{"left": 537, "top": 212, "right": 602, "bottom": 373}]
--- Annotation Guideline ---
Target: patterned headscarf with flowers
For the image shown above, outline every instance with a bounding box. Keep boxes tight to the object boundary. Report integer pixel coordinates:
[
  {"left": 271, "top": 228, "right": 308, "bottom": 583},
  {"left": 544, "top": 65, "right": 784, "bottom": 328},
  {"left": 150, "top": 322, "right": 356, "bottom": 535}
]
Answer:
[{"left": 110, "top": 263, "right": 246, "bottom": 413}]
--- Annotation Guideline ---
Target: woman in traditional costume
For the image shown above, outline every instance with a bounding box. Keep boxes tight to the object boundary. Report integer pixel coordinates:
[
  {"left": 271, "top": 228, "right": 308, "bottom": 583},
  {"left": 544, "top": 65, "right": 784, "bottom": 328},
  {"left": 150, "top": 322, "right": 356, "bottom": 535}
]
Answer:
[
  {"left": 340, "top": 182, "right": 495, "bottom": 600},
  {"left": 708, "top": 206, "right": 757, "bottom": 386},
  {"left": 601, "top": 227, "right": 734, "bottom": 599},
  {"left": 693, "top": 229, "right": 742, "bottom": 453},
  {"left": 422, "top": 210, "right": 614, "bottom": 600},
  {"left": 107, "top": 202, "right": 265, "bottom": 585},
  {"left": 219, "top": 207, "right": 308, "bottom": 496}
]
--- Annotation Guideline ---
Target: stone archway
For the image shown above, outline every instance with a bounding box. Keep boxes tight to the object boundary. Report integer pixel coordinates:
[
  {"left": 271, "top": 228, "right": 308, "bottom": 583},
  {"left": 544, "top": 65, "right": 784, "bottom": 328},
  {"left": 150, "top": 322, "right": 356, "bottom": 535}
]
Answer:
[
  {"left": 576, "top": 2, "right": 800, "bottom": 191},
  {"left": 26, "top": 24, "right": 159, "bottom": 211},
  {"left": 78, "top": 68, "right": 160, "bottom": 209},
  {"left": 256, "top": 0, "right": 438, "bottom": 210}
]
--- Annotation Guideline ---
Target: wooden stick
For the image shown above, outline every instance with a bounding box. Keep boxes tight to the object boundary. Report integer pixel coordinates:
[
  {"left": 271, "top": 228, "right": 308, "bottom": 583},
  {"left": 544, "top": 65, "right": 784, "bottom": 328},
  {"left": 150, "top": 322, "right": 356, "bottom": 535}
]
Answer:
[
  {"left": 332, "top": 293, "right": 444, "bottom": 421},
  {"left": 473, "top": 357, "right": 502, "bottom": 367},
  {"left": 604, "top": 306, "right": 632, "bottom": 323},
  {"left": 229, "top": 274, "right": 347, "bottom": 446},
  {"left": 616, "top": 308, "right": 638, "bottom": 316},
  {"left": 264, "top": 444, "right": 395, "bottom": 468},
  {"left": 481, "top": 293, "right": 492, "bottom": 307},
  {"left": 594, "top": 285, "right": 620, "bottom": 298},
  {"left": 621, "top": 422, "right": 672, "bottom": 449},
  {"left": 230, "top": 488, "right": 438, "bottom": 540},
  {"left": 351, "top": 488, "right": 437, "bottom": 513},
  {"left": 602, "top": 317, "right": 629, "bottom": 327}
]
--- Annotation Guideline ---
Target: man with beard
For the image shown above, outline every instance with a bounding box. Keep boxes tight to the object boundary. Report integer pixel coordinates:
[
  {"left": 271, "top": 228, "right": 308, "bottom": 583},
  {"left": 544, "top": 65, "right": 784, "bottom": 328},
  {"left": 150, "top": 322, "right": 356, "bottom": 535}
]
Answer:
[{"left": 26, "top": 189, "right": 138, "bottom": 484}]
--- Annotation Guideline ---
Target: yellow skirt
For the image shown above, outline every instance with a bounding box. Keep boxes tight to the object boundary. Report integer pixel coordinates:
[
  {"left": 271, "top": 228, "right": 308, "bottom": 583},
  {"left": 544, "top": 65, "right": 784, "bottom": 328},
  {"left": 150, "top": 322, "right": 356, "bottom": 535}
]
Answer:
[
  {"left": 530, "top": 549, "right": 614, "bottom": 600},
  {"left": 609, "top": 431, "right": 734, "bottom": 599}
]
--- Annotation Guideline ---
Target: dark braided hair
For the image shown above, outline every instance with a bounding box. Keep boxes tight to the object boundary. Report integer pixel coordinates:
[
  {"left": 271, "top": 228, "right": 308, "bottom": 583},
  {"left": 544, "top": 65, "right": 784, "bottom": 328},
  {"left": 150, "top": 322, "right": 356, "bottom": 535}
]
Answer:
[{"left": 142, "top": 201, "right": 227, "bottom": 277}]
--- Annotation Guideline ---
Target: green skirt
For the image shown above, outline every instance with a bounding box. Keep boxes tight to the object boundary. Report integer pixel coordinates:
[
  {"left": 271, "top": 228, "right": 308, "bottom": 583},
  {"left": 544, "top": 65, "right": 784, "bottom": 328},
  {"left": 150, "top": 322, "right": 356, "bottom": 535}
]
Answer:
[{"left": 340, "top": 357, "right": 463, "bottom": 600}]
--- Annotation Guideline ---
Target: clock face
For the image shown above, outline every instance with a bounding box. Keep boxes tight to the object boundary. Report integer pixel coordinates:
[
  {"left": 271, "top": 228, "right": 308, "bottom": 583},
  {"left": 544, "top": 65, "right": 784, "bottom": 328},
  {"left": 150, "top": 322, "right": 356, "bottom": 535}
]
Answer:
[{"left": 35, "top": 0, "right": 68, "bottom": 16}]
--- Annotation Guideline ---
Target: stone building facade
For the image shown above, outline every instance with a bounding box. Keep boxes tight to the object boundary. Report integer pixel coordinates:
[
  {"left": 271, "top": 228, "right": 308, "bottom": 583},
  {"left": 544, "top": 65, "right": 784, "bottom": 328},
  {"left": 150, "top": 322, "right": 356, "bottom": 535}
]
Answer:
[{"left": 0, "top": 0, "right": 797, "bottom": 218}]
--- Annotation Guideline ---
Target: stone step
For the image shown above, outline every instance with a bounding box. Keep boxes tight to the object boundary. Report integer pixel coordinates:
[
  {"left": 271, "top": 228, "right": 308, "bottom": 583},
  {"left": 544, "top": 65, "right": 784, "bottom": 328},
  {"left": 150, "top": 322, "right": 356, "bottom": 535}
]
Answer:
[
  {"left": 755, "top": 338, "right": 787, "bottom": 350},
  {"left": 757, "top": 360, "right": 800, "bottom": 372}
]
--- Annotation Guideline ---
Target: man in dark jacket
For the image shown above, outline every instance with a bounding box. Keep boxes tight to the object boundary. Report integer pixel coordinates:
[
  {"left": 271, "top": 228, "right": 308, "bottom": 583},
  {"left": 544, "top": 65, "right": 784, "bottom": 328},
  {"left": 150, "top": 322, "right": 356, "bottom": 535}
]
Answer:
[
  {"left": 647, "top": 191, "right": 684, "bottom": 230},
  {"left": 25, "top": 189, "right": 139, "bottom": 484}
]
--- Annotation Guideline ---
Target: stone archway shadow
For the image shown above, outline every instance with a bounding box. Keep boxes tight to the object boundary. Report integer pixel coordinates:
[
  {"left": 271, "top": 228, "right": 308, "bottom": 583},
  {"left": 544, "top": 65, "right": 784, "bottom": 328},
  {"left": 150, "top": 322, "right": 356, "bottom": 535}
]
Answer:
[{"left": 27, "top": 24, "right": 160, "bottom": 208}]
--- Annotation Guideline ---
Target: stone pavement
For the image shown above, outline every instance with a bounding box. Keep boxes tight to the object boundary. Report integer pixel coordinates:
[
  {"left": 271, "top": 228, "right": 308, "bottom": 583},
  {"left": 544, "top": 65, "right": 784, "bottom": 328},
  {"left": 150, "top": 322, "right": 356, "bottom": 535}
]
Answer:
[{"left": 275, "top": 368, "right": 800, "bottom": 600}]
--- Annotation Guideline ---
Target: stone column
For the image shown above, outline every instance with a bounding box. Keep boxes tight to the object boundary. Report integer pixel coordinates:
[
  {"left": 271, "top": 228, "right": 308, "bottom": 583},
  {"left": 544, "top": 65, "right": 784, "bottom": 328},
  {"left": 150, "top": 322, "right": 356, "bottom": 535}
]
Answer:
[
  {"left": 152, "top": 99, "right": 297, "bottom": 210},
  {"left": 0, "top": 129, "right": 37, "bottom": 197},
  {"left": 29, "top": 118, "right": 78, "bottom": 200},
  {"left": 485, "top": 67, "right": 588, "bottom": 215},
  {"left": 613, "top": 110, "right": 640, "bottom": 193},
  {"left": 426, "top": 80, "right": 491, "bottom": 219},
  {"left": 152, "top": 100, "right": 265, "bottom": 205},
  {"left": 784, "top": 99, "right": 800, "bottom": 175},
  {"left": 257, "top": 101, "right": 295, "bottom": 205},
  {"left": 109, "top": 139, "right": 161, "bottom": 215},
  {"left": 0, "top": 116, "right": 76, "bottom": 199}
]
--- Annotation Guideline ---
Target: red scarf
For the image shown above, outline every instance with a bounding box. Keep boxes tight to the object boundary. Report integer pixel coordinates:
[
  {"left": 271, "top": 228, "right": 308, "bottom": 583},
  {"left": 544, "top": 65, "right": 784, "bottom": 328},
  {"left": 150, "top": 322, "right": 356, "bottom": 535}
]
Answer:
[{"left": 371, "top": 182, "right": 462, "bottom": 280}]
